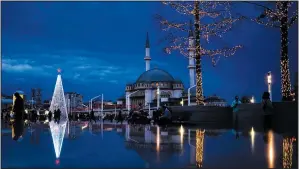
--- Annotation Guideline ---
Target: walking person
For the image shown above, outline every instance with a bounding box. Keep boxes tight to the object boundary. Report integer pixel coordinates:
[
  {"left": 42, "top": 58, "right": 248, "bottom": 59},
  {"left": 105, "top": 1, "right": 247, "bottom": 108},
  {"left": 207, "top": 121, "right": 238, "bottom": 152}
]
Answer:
[
  {"left": 48, "top": 111, "right": 53, "bottom": 122},
  {"left": 54, "top": 109, "right": 58, "bottom": 123},
  {"left": 116, "top": 109, "right": 123, "bottom": 124},
  {"left": 231, "top": 96, "right": 241, "bottom": 130},
  {"left": 262, "top": 92, "right": 273, "bottom": 132},
  {"left": 12, "top": 92, "right": 25, "bottom": 141},
  {"left": 13, "top": 92, "right": 25, "bottom": 121},
  {"left": 90, "top": 109, "right": 96, "bottom": 123},
  {"left": 57, "top": 109, "right": 61, "bottom": 123}
]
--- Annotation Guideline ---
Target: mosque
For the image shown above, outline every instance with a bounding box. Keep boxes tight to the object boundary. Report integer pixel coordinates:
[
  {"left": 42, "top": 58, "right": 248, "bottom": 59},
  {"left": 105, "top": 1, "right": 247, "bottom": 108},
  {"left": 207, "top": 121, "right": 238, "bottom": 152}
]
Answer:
[{"left": 121, "top": 31, "right": 197, "bottom": 109}]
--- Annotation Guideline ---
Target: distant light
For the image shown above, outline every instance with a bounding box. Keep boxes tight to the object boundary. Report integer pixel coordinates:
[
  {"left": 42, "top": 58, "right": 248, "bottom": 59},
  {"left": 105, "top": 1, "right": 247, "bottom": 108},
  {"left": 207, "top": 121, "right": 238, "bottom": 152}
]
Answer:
[
  {"left": 250, "top": 96, "right": 255, "bottom": 103},
  {"left": 267, "top": 72, "right": 272, "bottom": 84},
  {"left": 250, "top": 127, "right": 255, "bottom": 152},
  {"left": 180, "top": 99, "right": 184, "bottom": 106}
]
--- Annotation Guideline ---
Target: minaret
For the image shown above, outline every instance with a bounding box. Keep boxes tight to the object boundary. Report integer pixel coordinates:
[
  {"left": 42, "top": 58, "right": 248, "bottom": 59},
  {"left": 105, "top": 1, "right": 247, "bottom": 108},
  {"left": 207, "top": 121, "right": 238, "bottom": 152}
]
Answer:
[
  {"left": 144, "top": 32, "right": 151, "bottom": 71},
  {"left": 188, "top": 20, "right": 196, "bottom": 87}
]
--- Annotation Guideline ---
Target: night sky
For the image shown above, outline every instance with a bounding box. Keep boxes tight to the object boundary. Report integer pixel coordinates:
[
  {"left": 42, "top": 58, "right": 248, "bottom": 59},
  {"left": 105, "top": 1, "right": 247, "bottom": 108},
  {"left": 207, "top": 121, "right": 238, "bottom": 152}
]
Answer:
[{"left": 2, "top": 2, "right": 298, "bottom": 102}]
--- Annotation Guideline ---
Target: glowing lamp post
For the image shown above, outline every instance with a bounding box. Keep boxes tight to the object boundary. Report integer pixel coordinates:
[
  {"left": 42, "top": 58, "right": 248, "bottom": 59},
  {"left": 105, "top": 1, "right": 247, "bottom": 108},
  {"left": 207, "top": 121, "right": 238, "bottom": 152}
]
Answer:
[
  {"left": 250, "top": 96, "right": 255, "bottom": 103},
  {"left": 267, "top": 72, "right": 272, "bottom": 101},
  {"left": 90, "top": 94, "right": 104, "bottom": 117},
  {"left": 180, "top": 99, "right": 184, "bottom": 106},
  {"left": 188, "top": 85, "right": 196, "bottom": 106},
  {"left": 156, "top": 83, "right": 160, "bottom": 109}
]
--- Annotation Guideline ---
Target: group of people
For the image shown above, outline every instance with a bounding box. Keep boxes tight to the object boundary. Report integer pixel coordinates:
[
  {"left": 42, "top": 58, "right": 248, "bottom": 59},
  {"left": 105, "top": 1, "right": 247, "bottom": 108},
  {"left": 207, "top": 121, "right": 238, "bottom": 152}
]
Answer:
[
  {"left": 48, "top": 109, "right": 61, "bottom": 123},
  {"left": 127, "top": 103, "right": 172, "bottom": 126},
  {"left": 231, "top": 91, "right": 274, "bottom": 134}
]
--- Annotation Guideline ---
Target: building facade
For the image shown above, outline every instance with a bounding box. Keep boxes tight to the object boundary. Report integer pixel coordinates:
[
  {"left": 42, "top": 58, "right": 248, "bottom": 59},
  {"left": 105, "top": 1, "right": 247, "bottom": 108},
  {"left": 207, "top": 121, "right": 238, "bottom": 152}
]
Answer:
[
  {"left": 124, "top": 33, "right": 184, "bottom": 109},
  {"left": 65, "top": 92, "right": 83, "bottom": 108}
]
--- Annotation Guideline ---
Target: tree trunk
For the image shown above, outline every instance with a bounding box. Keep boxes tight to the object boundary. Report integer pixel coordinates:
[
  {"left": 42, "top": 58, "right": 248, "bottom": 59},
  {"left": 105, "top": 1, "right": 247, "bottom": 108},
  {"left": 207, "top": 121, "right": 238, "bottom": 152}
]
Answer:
[
  {"left": 194, "top": 1, "right": 204, "bottom": 105},
  {"left": 280, "top": 2, "right": 292, "bottom": 101}
]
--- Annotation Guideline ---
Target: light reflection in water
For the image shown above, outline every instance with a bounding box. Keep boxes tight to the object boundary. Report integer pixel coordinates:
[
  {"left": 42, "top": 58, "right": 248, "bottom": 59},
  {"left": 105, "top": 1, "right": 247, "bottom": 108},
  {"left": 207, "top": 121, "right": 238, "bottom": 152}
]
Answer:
[
  {"left": 283, "top": 137, "right": 296, "bottom": 168},
  {"left": 49, "top": 121, "right": 67, "bottom": 161},
  {"left": 156, "top": 126, "right": 160, "bottom": 152},
  {"left": 250, "top": 127, "right": 255, "bottom": 153},
  {"left": 156, "top": 126, "right": 160, "bottom": 162},
  {"left": 266, "top": 130, "right": 275, "bottom": 168},
  {"left": 180, "top": 125, "right": 184, "bottom": 147},
  {"left": 196, "top": 129, "right": 205, "bottom": 168}
]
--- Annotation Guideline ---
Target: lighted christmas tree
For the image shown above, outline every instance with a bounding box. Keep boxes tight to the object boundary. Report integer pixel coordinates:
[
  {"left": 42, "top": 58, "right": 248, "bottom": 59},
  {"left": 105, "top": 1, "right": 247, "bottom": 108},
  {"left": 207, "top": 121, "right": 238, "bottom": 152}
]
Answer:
[
  {"left": 49, "top": 68, "right": 68, "bottom": 120},
  {"left": 156, "top": 1, "right": 243, "bottom": 105},
  {"left": 49, "top": 69, "right": 68, "bottom": 162},
  {"left": 246, "top": 1, "right": 298, "bottom": 101}
]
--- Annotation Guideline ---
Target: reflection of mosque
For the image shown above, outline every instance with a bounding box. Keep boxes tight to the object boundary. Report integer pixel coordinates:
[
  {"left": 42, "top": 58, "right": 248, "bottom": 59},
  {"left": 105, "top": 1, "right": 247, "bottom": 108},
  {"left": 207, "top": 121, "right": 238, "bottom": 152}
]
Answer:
[{"left": 123, "top": 125, "right": 206, "bottom": 168}]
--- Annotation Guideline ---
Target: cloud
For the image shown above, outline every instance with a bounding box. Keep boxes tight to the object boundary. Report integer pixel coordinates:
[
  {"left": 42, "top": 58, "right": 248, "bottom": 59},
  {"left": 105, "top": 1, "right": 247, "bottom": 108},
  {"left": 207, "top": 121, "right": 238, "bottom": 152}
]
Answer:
[
  {"left": 2, "top": 62, "right": 33, "bottom": 72},
  {"left": 2, "top": 51, "right": 141, "bottom": 84},
  {"left": 73, "top": 73, "right": 80, "bottom": 79},
  {"left": 108, "top": 80, "right": 118, "bottom": 84}
]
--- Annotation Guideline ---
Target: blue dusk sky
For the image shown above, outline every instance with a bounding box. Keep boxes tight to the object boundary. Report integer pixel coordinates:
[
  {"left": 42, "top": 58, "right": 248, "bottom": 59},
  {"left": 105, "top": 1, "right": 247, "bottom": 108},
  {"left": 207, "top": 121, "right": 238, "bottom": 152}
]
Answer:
[{"left": 1, "top": 2, "right": 298, "bottom": 102}]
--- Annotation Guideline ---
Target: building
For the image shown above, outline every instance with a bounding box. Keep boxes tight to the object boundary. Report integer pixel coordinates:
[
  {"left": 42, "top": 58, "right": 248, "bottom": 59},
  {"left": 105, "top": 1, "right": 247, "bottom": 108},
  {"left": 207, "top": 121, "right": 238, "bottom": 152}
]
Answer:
[
  {"left": 31, "top": 88, "right": 42, "bottom": 106},
  {"left": 123, "top": 33, "right": 184, "bottom": 109},
  {"left": 65, "top": 92, "right": 83, "bottom": 108},
  {"left": 204, "top": 95, "right": 227, "bottom": 107},
  {"left": 1, "top": 93, "right": 13, "bottom": 110}
]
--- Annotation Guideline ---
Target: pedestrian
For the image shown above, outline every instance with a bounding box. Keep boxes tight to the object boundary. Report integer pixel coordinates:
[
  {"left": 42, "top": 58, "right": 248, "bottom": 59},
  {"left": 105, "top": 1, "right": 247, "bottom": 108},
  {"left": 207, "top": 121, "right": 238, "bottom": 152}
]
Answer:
[
  {"left": 116, "top": 109, "right": 123, "bottom": 124},
  {"left": 231, "top": 95, "right": 241, "bottom": 130},
  {"left": 13, "top": 92, "right": 25, "bottom": 121},
  {"left": 12, "top": 92, "right": 25, "bottom": 141},
  {"left": 57, "top": 109, "right": 61, "bottom": 123},
  {"left": 48, "top": 111, "right": 53, "bottom": 122},
  {"left": 90, "top": 109, "right": 96, "bottom": 123},
  {"left": 262, "top": 91, "right": 273, "bottom": 132}
]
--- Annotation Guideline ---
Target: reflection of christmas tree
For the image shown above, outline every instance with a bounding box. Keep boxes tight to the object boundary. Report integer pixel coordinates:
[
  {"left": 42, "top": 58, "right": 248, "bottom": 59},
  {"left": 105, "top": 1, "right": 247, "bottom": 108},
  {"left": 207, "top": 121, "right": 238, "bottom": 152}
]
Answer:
[
  {"left": 50, "top": 121, "right": 67, "bottom": 159},
  {"left": 49, "top": 69, "right": 68, "bottom": 121}
]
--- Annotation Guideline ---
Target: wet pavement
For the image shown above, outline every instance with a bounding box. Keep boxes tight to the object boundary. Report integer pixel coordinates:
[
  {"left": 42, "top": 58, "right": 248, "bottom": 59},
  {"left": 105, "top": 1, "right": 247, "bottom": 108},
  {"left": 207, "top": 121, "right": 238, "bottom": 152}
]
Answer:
[{"left": 1, "top": 120, "right": 298, "bottom": 168}]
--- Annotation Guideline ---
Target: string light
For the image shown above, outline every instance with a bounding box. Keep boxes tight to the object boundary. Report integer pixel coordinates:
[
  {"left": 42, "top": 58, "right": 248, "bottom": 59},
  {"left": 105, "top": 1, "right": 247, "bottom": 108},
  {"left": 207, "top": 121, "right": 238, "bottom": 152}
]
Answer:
[
  {"left": 196, "top": 129, "right": 205, "bottom": 168},
  {"left": 157, "top": 1, "right": 243, "bottom": 105},
  {"left": 283, "top": 137, "right": 296, "bottom": 168},
  {"left": 250, "top": 1, "right": 297, "bottom": 101}
]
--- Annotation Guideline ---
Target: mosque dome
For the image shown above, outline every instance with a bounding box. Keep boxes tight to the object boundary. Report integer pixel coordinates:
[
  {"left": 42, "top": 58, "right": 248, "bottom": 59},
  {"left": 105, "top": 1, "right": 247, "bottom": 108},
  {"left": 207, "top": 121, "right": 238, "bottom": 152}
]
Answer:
[{"left": 136, "top": 68, "right": 175, "bottom": 83}]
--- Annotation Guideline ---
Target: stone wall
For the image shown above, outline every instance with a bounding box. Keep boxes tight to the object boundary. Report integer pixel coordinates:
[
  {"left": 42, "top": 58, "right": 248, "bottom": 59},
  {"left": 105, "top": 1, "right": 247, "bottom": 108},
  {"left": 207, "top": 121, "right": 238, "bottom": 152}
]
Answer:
[{"left": 171, "top": 101, "right": 298, "bottom": 133}]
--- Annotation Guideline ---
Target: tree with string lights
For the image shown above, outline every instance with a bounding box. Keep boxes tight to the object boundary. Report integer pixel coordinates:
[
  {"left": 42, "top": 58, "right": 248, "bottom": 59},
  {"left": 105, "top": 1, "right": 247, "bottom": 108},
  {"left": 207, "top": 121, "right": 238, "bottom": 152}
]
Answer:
[
  {"left": 246, "top": 1, "right": 298, "bottom": 101},
  {"left": 156, "top": 1, "right": 243, "bottom": 105}
]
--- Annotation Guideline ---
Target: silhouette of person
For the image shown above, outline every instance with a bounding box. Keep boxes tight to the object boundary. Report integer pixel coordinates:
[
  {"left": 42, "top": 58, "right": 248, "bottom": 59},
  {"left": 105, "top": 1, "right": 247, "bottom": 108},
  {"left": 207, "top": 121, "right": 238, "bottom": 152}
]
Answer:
[
  {"left": 48, "top": 111, "right": 53, "bottom": 122},
  {"left": 116, "top": 109, "right": 123, "bottom": 124},
  {"left": 13, "top": 92, "right": 24, "bottom": 121},
  {"left": 57, "top": 109, "right": 61, "bottom": 123},
  {"left": 262, "top": 92, "right": 273, "bottom": 132},
  {"left": 12, "top": 92, "right": 25, "bottom": 141},
  {"left": 90, "top": 109, "right": 96, "bottom": 123}
]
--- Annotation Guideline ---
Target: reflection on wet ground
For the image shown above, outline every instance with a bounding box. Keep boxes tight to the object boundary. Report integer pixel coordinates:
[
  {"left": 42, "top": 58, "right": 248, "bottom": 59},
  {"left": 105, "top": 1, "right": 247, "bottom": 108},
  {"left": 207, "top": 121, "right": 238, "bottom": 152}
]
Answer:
[{"left": 2, "top": 120, "right": 298, "bottom": 168}]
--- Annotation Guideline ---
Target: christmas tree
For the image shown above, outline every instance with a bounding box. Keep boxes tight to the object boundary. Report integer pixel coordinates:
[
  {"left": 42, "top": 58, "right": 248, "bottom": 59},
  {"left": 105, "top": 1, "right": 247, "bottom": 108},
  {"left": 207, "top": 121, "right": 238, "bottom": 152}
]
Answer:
[
  {"left": 49, "top": 68, "right": 68, "bottom": 120},
  {"left": 49, "top": 69, "right": 68, "bottom": 161}
]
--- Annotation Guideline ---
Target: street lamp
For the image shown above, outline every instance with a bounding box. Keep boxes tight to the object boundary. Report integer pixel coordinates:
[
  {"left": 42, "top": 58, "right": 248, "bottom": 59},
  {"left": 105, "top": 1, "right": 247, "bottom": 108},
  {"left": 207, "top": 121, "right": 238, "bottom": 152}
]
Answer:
[
  {"left": 126, "top": 90, "right": 139, "bottom": 111},
  {"left": 250, "top": 96, "right": 255, "bottom": 103},
  {"left": 188, "top": 85, "right": 196, "bottom": 106},
  {"left": 90, "top": 94, "right": 104, "bottom": 117},
  {"left": 267, "top": 71, "right": 272, "bottom": 101},
  {"left": 180, "top": 99, "right": 184, "bottom": 106},
  {"left": 156, "top": 83, "right": 160, "bottom": 109}
]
